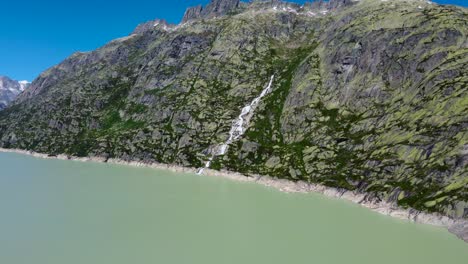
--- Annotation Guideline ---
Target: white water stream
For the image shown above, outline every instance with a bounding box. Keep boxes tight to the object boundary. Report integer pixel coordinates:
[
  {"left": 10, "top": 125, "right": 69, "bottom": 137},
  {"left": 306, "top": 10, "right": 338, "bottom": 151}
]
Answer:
[{"left": 197, "top": 75, "right": 275, "bottom": 174}]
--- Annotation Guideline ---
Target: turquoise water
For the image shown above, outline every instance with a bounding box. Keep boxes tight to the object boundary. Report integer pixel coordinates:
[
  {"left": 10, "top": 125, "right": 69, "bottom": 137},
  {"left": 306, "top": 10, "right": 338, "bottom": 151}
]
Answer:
[{"left": 0, "top": 152, "right": 466, "bottom": 264}]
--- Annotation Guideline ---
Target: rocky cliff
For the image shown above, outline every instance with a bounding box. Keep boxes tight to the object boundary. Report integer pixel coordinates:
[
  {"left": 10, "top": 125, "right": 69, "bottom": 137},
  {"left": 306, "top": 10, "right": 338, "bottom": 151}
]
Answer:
[
  {"left": 0, "top": 76, "right": 29, "bottom": 110},
  {"left": 0, "top": 0, "right": 467, "bottom": 222},
  {"left": 182, "top": 0, "right": 240, "bottom": 22}
]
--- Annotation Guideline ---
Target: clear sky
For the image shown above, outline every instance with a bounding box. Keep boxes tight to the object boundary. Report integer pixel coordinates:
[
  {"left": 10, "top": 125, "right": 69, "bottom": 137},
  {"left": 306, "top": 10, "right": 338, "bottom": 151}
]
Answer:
[{"left": 1, "top": 0, "right": 466, "bottom": 81}]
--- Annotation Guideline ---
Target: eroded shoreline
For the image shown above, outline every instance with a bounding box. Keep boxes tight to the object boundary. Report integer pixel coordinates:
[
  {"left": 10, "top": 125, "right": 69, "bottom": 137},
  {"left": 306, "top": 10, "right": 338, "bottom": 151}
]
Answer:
[{"left": 1, "top": 147, "right": 467, "bottom": 243}]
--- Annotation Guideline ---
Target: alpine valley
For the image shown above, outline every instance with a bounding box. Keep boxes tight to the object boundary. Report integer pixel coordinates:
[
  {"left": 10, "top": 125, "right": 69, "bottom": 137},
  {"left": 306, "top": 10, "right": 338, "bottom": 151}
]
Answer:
[{"left": 0, "top": 0, "right": 467, "bottom": 241}]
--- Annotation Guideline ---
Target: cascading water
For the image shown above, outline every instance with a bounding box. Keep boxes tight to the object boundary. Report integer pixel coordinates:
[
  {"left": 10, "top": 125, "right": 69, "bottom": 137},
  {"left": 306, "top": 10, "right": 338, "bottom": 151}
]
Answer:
[{"left": 197, "top": 75, "right": 275, "bottom": 175}]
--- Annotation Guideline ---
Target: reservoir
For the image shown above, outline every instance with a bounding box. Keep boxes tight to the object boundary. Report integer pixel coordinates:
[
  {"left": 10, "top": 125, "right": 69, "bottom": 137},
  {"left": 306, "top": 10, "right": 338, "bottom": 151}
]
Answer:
[{"left": 0, "top": 152, "right": 466, "bottom": 264}]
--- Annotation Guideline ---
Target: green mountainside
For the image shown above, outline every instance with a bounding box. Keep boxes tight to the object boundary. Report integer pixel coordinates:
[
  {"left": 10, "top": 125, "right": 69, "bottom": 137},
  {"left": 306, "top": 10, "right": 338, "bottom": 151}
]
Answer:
[{"left": 0, "top": 0, "right": 467, "bottom": 219}]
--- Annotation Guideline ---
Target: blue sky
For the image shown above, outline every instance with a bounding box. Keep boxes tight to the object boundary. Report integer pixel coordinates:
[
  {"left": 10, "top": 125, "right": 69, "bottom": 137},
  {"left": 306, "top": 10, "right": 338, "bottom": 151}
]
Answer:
[{"left": 1, "top": 0, "right": 466, "bottom": 81}]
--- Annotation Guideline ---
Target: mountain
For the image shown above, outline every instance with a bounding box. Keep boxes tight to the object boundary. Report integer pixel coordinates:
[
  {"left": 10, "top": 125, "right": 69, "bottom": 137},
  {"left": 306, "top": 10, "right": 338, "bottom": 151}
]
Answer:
[
  {"left": 0, "top": 0, "right": 467, "bottom": 233},
  {"left": 0, "top": 76, "right": 29, "bottom": 110}
]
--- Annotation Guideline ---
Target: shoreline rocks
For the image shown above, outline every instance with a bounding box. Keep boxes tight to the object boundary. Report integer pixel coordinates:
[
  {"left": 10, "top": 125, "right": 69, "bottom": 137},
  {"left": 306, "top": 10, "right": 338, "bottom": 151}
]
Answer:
[{"left": 1, "top": 147, "right": 466, "bottom": 243}]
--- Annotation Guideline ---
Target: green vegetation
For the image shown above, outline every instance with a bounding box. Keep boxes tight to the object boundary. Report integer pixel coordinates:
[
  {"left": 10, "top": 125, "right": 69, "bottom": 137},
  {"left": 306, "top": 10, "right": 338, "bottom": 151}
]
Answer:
[{"left": 0, "top": 1, "right": 466, "bottom": 219}]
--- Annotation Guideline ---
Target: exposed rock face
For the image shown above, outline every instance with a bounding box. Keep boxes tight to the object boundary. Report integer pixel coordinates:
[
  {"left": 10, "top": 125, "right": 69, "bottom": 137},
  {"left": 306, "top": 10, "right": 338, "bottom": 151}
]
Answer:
[
  {"left": 1, "top": 0, "right": 467, "bottom": 228},
  {"left": 0, "top": 76, "right": 29, "bottom": 110},
  {"left": 327, "top": 0, "right": 355, "bottom": 10},
  {"left": 132, "top": 19, "right": 171, "bottom": 34},
  {"left": 182, "top": 5, "right": 204, "bottom": 23},
  {"left": 182, "top": 0, "right": 240, "bottom": 23},
  {"left": 202, "top": 0, "right": 240, "bottom": 17},
  {"left": 304, "top": 0, "right": 356, "bottom": 11},
  {"left": 449, "top": 221, "right": 468, "bottom": 242},
  {"left": 250, "top": 0, "right": 301, "bottom": 10}
]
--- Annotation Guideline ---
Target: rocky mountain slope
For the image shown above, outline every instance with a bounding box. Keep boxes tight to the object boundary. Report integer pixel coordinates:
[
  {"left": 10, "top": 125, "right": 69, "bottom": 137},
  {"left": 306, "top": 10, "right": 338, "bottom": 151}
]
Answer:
[
  {"left": 0, "top": 76, "right": 29, "bottom": 110},
  {"left": 0, "top": 0, "right": 467, "bottom": 222}
]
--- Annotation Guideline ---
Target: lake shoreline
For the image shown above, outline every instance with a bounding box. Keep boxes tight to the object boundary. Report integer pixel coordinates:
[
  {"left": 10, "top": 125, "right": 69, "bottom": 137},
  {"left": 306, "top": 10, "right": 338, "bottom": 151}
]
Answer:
[{"left": 1, "top": 147, "right": 467, "bottom": 243}]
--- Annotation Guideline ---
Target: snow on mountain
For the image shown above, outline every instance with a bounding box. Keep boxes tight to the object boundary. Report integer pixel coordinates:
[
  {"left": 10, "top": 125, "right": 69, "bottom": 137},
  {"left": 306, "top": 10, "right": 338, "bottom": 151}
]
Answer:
[{"left": 0, "top": 76, "right": 30, "bottom": 110}]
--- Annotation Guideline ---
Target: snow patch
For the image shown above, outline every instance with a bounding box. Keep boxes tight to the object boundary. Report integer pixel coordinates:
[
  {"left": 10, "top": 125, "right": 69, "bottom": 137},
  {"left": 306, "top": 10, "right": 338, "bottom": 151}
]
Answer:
[{"left": 18, "top": 80, "right": 30, "bottom": 91}]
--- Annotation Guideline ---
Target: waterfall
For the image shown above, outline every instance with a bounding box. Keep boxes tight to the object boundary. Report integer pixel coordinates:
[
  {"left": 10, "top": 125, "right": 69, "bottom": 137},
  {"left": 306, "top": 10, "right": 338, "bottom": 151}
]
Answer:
[{"left": 197, "top": 75, "right": 275, "bottom": 175}]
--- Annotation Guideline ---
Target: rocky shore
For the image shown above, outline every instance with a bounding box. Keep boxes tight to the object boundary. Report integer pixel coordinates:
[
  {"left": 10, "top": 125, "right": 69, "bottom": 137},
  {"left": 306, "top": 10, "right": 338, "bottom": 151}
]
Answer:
[{"left": 1, "top": 147, "right": 467, "bottom": 243}]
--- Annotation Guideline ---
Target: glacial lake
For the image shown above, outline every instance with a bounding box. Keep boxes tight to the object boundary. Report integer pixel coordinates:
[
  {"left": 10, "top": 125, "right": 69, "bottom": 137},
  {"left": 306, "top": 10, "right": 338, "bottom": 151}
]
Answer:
[{"left": 0, "top": 152, "right": 467, "bottom": 264}]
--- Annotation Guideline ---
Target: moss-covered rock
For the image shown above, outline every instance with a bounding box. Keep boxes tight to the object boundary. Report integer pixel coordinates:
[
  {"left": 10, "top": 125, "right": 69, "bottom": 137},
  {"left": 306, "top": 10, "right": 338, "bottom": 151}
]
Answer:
[{"left": 0, "top": 0, "right": 466, "bottom": 219}]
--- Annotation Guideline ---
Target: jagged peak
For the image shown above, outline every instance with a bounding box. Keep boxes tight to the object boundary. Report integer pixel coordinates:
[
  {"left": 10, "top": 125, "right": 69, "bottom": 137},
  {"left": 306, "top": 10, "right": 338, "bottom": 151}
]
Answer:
[
  {"left": 133, "top": 0, "right": 439, "bottom": 35},
  {"left": 182, "top": 5, "right": 204, "bottom": 23},
  {"left": 0, "top": 75, "right": 14, "bottom": 81},
  {"left": 182, "top": 0, "right": 241, "bottom": 23},
  {"left": 180, "top": 0, "right": 360, "bottom": 23},
  {"left": 131, "top": 19, "right": 175, "bottom": 35}
]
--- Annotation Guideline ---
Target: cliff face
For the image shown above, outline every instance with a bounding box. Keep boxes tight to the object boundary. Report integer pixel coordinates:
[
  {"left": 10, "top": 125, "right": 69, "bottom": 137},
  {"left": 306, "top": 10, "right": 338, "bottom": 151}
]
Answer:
[
  {"left": 0, "top": 76, "right": 29, "bottom": 110},
  {"left": 182, "top": 0, "right": 240, "bottom": 23},
  {"left": 1, "top": 0, "right": 467, "bottom": 219}
]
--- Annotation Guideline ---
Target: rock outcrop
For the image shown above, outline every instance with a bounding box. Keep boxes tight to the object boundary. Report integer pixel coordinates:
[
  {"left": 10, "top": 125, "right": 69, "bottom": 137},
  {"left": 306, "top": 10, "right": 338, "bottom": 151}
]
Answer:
[
  {"left": 327, "top": 0, "right": 355, "bottom": 10},
  {"left": 132, "top": 19, "right": 171, "bottom": 34},
  {"left": 182, "top": 5, "right": 204, "bottom": 23},
  {"left": 182, "top": 0, "right": 240, "bottom": 23},
  {"left": 304, "top": 0, "right": 356, "bottom": 11}
]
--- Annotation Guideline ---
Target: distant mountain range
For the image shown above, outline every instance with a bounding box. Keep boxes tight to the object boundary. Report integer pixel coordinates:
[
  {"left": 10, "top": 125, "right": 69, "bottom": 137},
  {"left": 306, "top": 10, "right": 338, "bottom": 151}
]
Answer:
[{"left": 0, "top": 76, "right": 29, "bottom": 110}]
